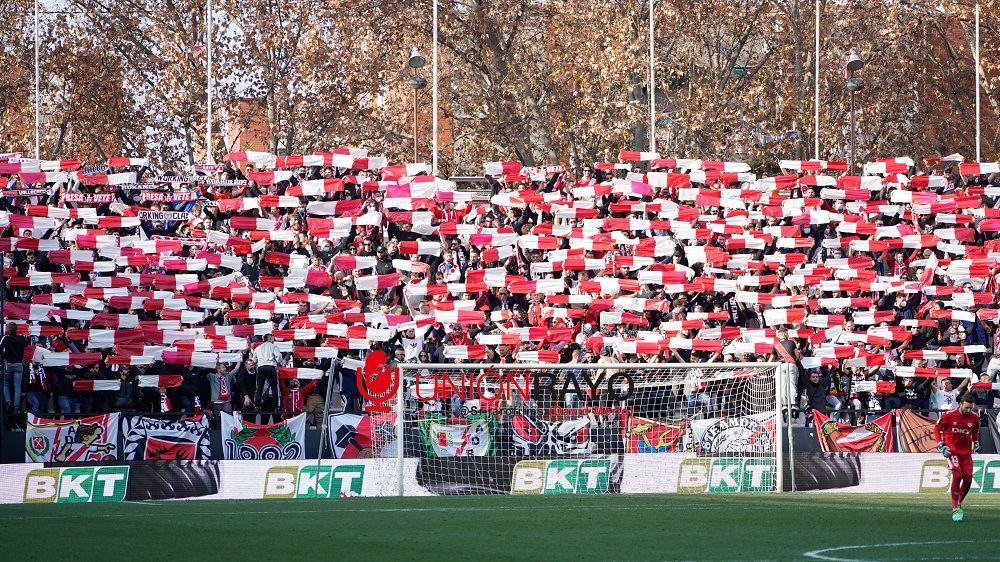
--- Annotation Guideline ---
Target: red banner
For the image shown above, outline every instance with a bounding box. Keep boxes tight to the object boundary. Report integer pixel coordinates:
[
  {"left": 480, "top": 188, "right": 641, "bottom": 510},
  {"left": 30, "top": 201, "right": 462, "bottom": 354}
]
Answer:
[
  {"left": 813, "top": 410, "right": 895, "bottom": 452},
  {"left": 621, "top": 415, "right": 687, "bottom": 453}
]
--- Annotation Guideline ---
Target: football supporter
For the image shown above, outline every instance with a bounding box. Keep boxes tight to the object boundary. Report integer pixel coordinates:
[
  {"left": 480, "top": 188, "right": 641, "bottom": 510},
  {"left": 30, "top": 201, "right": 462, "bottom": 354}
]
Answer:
[{"left": 0, "top": 150, "right": 995, "bottom": 431}]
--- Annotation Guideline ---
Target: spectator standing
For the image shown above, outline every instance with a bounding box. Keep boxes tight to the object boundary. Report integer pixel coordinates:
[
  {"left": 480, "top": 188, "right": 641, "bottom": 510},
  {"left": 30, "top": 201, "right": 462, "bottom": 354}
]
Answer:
[
  {"left": 252, "top": 333, "right": 283, "bottom": 411},
  {"left": 802, "top": 369, "right": 831, "bottom": 427},
  {"left": 338, "top": 356, "right": 361, "bottom": 413},
  {"left": 1, "top": 322, "right": 28, "bottom": 412},
  {"left": 111, "top": 365, "right": 139, "bottom": 412},
  {"left": 208, "top": 363, "right": 238, "bottom": 419},
  {"left": 23, "top": 361, "right": 48, "bottom": 416},
  {"left": 932, "top": 378, "right": 965, "bottom": 417}
]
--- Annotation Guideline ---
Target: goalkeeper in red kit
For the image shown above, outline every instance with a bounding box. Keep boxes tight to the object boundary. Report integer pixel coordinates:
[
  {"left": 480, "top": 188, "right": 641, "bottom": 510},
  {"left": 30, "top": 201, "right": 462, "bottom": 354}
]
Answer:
[{"left": 933, "top": 393, "right": 980, "bottom": 522}]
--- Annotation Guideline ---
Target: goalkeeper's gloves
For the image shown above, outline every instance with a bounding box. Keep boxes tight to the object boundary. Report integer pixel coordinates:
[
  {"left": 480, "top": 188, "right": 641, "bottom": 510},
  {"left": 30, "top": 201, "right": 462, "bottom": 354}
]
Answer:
[
  {"left": 938, "top": 442, "right": 951, "bottom": 458},
  {"left": 974, "top": 441, "right": 981, "bottom": 454}
]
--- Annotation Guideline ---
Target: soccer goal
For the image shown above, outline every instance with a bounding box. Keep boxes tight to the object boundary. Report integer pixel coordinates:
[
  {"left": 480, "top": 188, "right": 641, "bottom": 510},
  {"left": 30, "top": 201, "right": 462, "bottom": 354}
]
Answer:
[{"left": 354, "top": 361, "right": 787, "bottom": 496}]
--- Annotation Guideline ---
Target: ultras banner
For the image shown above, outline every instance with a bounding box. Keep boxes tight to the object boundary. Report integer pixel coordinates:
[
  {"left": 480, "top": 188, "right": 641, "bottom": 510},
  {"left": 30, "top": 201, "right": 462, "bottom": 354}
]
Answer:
[
  {"left": 25, "top": 413, "right": 120, "bottom": 462},
  {"left": 221, "top": 412, "right": 307, "bottom": 460},
  {"left": 122, "top": 415, "right": 212, "bottom": 461}
]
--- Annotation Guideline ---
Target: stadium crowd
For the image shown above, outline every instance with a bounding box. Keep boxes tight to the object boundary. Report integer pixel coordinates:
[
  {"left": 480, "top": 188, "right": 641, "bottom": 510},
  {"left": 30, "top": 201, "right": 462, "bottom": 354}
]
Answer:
[{"left": 1, "top": 150, "right": 1000, "bottom": 429}]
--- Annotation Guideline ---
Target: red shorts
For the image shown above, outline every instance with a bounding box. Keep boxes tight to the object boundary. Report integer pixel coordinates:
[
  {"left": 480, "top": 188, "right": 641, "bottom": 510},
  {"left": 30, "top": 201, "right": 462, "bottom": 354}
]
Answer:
[{"left": 948, "top": 454, "right": 973, "bottom": 476}]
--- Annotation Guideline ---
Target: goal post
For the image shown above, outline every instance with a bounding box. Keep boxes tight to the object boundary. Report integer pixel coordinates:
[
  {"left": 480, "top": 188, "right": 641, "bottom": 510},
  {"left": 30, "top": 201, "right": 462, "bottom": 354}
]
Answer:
[{"left": 369, "top": 361, "right": 787, "bottom": 496}]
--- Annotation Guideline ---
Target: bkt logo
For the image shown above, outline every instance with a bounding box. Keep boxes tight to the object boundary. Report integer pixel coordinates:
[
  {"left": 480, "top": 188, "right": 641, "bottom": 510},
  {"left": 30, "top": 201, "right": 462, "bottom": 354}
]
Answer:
[
  {"left": 264, "top": 465, "right": 365, "bottom": 498},
  {"left": 23, "top": 466, "right": 129, "bottom": 503},
  {"left": 511, "top": 459, "right": 610, "bottom": 494},
  {"left": 677, "top": 458, "right": 775, "bottom": 493},
  {"left": 921, "top": 459, "right": 1000, "bottom": 493}
]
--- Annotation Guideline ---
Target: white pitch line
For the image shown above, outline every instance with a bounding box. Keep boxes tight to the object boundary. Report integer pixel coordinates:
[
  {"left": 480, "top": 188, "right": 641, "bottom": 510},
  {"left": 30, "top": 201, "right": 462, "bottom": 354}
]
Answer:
[
  {"left": 804, "top": 539, "right": 1000, "bottom": 562},
  {"left": 0, "top": 503, "right": 734, "bottom": 520}
]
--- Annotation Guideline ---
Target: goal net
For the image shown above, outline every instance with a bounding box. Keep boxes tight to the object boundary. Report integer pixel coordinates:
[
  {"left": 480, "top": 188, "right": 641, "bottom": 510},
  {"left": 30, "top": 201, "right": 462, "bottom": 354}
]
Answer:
[{"left": 346, "top": 361, "right": 783, "bottom": 496}]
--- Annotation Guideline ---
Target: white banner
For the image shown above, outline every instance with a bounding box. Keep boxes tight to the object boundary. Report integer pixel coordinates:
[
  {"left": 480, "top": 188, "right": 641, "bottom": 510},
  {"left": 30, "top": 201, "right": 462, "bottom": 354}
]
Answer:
[
  {"left": 25, "top": 413, "right": 120, "bottom": 463},
  {"left": 221, "top": 412, "right": 307, "bottom": 460},
  {"left": 136, "top": 210, "right": 190, "bottom": 221}
]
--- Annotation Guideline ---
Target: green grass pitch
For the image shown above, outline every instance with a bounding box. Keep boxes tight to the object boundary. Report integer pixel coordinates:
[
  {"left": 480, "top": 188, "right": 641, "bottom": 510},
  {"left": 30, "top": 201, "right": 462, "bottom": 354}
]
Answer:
[{"left": 1, "top": 493, "right": 998, "bottom": 561}]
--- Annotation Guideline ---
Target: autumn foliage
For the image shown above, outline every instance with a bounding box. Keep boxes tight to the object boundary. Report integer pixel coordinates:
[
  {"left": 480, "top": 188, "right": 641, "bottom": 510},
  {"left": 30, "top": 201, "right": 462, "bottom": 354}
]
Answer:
[{"left": 0, "top": 0, "right": 998, "bottom": 172}]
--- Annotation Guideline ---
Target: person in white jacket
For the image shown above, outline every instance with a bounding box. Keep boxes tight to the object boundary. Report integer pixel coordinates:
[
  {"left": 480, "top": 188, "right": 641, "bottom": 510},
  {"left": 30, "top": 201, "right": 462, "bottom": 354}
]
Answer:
[{"left": 252, "top": 333, "right": 283, "bottom": 412}]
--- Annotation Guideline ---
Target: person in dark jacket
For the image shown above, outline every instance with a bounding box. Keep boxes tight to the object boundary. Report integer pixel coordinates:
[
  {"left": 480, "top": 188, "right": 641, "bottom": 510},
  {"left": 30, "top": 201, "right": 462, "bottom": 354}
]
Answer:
[
  {"left": 23, "top": 361, "right": 49, "bottom": 416},
  {"left": 177, "top": 366, "right": 200, "bottom": 414},
  {"left": 234, "top": 358, "right": 258, "bottom": 411},
  {"left": 53, "top": 367, "right": 80, "bottom": 415},
  {"left": 77, "top": 362, "right": 106, "bottom": 415},
  {"left": 112, "top": 365, "right": 140, "bottom": 412},
  {"left": 338, "top": 355, "right": 361, "bottom": 413},
  {"left": 2, "top": 322, "right": 28, "bottom": 412},
  {"left": 803, "top": 369, "right": 832, "bottom": 427}
]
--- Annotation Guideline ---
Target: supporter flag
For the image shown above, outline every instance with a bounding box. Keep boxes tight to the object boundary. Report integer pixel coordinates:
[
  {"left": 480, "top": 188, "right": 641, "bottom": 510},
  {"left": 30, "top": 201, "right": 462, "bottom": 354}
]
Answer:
[
  {"left": 25, "top": 413, "right": 120, "bottom": 462},
  {"left": 73, "top": 380, "right": 122, "bottom": 391},
  {"left": 510, "top": 415, "right": 591, "bottom": 455},
  {"left": 122, "top": 414, "right": 212, "bottom": 460},
  {"left": 138, "top": 374, "right": 184, "bottom": 388},
  {"left": 622, "top": 415, "right": 687, "bottom": 453},
  {"left": 896, "top": 409, "right": 938, "bottom": 453},
  {"left": 417, "top": 412, "right": 497, "bottom": 457},
  {"left": 918, "top": 251, "right": 938, "bottom": 288},
  {"left": 327, "top": 412, "right": 398, "bottom": 459},
  {"left": 221, "top": 412, "right": 306, "bottom": 460},
  {"left": 971, "top": 382, "right": 1000, "bottom": 391},
  {"left": 689, "top": 413, "right": 776, "bottom": 454},
  {"left": 813, "top": 410, "right": 894, "bottom": 452},
  {"left": 618, "top": 150, "right": 660, "bottom": 162}
]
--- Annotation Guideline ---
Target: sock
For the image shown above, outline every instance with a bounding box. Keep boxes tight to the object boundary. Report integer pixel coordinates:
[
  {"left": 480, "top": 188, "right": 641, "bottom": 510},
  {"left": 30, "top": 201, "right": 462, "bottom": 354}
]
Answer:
[
  {"left": 951, "top": 476, "right": 962, "bottom": 509},
  {"left": 959, "top": 475, "right": 972, "bottom": 504}
]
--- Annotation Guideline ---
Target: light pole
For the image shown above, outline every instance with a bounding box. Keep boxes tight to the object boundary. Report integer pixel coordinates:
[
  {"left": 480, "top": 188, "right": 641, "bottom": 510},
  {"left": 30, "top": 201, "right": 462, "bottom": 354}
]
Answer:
[
  {"left": 976, "top": 2, "right": 981, "bottom": 162},
  {"left": 844, "top": 50, "right": 864, "bottom": 174},
  {"left": 408, "top": 47, "right": 427, "bottom": 163},
  {"left": 432, "top": 0, "right": 439, "bottom": 173},
  {"left": 206, "top": 0, "right": 214, "bottom": 164},
  {"left": 814, "top": 0, "right": 820, "bottom": 160},
  {"left": 34, "top": 0, "right": 40, "bottom": 158},
  {"left": 649, "top": 0, "right": 655, "bottom": 153}
]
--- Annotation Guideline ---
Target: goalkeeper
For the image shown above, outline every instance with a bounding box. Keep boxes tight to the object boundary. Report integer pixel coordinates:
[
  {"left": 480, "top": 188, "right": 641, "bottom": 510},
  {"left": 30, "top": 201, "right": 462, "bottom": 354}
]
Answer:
[{"left": 933, "top": 393, "right": 981, "bottom": 522}]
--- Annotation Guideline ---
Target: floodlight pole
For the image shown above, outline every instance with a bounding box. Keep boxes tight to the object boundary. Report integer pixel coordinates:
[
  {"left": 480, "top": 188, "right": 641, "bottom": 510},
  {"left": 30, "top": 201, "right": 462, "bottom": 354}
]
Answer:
[
  {"left": 413, "top": 83, "right": 419, "bottom": 162},
  {"left": 845, "top": 50, "right": 864, "bottom": 175},
  {"left": 976, "top": 2, "right": 981, "bottom": 162},
  {"left": 34, "top": 0, "right": 40, "bottom": 158},
  {"left": 206, "top": 0, "right": 214, "bottom": 164},
  {"left": 432, "top": 0, "right": 439, "bottom": 174},
  {"left": 649, "top": 0, "right": 655, "bottom": 153},
  {"left": 814, "top": 0, "right": 820, "bottom": 160},
  {"left": 408, "top": 48, "right": 427, "bottom": 163},
  {"left": 850, "top": 90, "right": 856, "bottom": 174}
]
